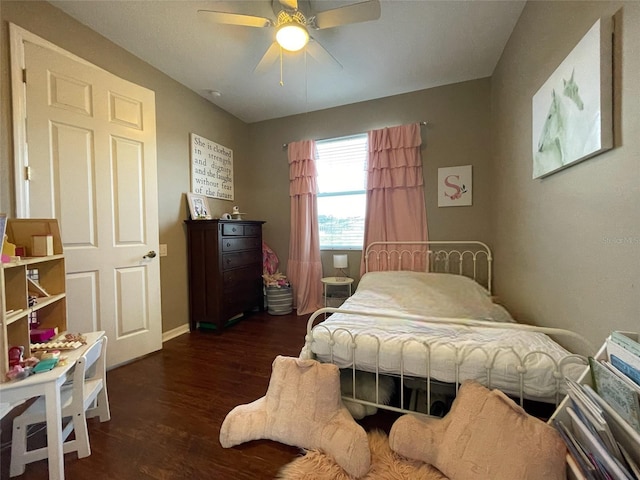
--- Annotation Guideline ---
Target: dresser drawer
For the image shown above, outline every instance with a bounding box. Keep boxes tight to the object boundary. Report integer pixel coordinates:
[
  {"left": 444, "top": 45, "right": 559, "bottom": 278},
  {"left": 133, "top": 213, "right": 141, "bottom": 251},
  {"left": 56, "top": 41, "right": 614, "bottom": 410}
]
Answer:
[
  {"left": 222, "top": 237, "right": 261, "bottom": 252},
  {"left": 221, "top": 223, "right": 244, "bottom": 236},
  {"left": 221, "top": 223, "right": 261, "bottom": 237},
  {"left": 222, "top": 250, "right": 261, "bottom": 270},
  {"left": 223, "top": 287, "right": 262, "bottom": 311},
  {"left": 243, "top": 224, "right": 261, "bottom": 236},
  {"left": 223, "top": 265, "right": 261, "bottom": 289}
]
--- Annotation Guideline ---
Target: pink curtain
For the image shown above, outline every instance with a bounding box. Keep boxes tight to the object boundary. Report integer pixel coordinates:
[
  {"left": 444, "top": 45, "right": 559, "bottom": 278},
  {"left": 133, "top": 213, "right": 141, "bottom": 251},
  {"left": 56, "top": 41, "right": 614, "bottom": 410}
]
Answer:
[
  {"left": 286, "top": 140, "right": 323, "bottom": 315},
  {"left": 361, "top": 123, "right": 428, "bottom": 274}
]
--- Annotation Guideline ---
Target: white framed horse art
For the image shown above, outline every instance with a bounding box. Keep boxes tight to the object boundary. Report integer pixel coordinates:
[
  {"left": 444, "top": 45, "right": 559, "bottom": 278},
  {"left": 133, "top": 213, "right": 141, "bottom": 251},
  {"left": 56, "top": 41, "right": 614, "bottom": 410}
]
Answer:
[{"left": 532, "top": 17, "right": 613, "bottom": 179}]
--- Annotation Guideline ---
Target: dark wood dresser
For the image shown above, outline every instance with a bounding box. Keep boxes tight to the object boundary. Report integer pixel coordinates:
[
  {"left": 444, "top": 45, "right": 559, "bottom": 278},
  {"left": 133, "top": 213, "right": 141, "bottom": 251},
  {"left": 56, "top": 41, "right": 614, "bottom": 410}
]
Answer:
[{"left": 185, "top": 219, "right": 265, "bottom": 331}]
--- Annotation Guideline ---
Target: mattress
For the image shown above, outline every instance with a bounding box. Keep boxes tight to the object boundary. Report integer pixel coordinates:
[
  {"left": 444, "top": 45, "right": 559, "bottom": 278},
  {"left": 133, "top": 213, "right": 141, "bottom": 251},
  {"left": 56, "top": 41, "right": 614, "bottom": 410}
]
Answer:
[{"left": 305, "top": 271, "right": 586, "bottom": 401}]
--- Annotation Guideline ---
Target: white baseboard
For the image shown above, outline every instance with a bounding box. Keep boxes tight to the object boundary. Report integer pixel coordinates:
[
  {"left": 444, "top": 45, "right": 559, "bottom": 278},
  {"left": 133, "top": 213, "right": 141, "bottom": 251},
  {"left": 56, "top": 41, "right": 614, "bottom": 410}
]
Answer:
[{"left": 162, "top": 323, "right": 190, "bottom": 343}]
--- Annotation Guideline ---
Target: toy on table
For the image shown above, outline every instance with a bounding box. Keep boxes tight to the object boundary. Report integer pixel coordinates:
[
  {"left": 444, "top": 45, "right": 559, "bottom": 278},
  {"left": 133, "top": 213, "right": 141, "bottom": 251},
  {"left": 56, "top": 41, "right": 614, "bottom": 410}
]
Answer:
[
  {"left": 6, "top": 365, "right": 32, "bottom": 381},
  {"left": 33, "top": 357, "right": 59, "bottom": 373},
  {"left": 2, "top": 233, "right": 18, "bottom": 263},
  {"left": 8, "top": 346, "right": 24, "bottom": 367},
  {"left": 6, "top": 346, "right": 40, "bottom": 381}
]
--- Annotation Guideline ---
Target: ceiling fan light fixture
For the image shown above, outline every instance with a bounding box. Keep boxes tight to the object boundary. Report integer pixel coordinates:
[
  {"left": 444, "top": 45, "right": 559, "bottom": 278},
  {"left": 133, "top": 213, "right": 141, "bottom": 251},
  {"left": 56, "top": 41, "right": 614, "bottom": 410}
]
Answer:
[{"left": 276, "top": 21, "right": 309, "bottom": 52}]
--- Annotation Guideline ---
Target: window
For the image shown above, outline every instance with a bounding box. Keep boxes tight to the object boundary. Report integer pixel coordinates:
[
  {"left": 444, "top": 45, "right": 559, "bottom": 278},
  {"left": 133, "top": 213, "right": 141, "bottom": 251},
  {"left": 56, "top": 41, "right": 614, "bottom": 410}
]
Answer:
[{"left": 316, "top": 134, "right": 367, "bottom": 249}]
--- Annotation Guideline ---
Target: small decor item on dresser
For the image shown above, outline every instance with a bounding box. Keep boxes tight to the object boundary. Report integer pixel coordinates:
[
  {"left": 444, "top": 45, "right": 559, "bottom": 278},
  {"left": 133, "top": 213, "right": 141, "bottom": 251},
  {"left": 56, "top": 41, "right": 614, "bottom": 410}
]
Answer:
[
  {"left": 186, "top": 193, "right": 212, "bottom": 220},
  {"left": 231, "top": 206, "right": 246, "bottom": 220}
]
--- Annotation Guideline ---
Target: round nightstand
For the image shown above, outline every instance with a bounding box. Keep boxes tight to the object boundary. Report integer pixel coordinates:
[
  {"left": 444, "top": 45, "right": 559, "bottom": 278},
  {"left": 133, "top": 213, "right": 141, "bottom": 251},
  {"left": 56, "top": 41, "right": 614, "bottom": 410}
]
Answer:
[{"left": 321, "top": 277, "right": 354, "bottom": 311}]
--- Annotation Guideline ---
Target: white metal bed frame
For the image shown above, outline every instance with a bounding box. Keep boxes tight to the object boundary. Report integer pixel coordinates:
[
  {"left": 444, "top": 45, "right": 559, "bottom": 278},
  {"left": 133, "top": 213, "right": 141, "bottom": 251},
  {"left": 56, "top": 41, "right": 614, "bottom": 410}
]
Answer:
[
  {"left": 303, "top": 241, "right": 593, "bottom": 417},
  {"left": 364, "top": 240, "right": 493, "bottom": 293}
]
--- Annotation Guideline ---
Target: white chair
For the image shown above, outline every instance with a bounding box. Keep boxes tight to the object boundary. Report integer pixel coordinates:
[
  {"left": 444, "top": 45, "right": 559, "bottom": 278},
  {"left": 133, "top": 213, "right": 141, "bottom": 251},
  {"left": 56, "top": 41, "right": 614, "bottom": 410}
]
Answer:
[{"left": 10, "top": 336, "right": 111, "bottom": 477}]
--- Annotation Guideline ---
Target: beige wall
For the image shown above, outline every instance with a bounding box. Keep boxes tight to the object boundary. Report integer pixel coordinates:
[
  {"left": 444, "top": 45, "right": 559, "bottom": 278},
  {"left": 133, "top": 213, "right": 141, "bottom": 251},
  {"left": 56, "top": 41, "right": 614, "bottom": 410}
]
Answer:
[
  {"left": 0, "top": 1, "right": 250, "bottom": 334},
  {"left": 247, "top": 79, "right": 494, "bottom": 285},
  {"left": 491, "top": 1, "right": 639, "bottom": 350}
]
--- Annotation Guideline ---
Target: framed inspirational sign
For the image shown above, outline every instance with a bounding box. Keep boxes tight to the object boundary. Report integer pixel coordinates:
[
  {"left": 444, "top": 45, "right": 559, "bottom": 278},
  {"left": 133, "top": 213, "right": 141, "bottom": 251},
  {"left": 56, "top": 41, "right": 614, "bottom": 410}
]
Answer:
[{"left": 190, "top": 133, "right": 234, "bottom": 200}]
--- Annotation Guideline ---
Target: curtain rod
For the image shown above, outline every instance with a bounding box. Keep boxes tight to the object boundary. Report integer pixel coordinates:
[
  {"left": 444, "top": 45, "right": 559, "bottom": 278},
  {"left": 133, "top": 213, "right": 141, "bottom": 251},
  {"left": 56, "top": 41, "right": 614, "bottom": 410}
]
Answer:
[{"left": 281, "top": 121, "right": 428, "bottom": 150}]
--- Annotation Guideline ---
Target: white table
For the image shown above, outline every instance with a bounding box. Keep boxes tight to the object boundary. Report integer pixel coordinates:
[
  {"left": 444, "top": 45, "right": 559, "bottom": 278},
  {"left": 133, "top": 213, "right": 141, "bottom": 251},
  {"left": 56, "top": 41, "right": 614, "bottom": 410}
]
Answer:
[
  {"left": 321, "top": 276, "right": 354, "bottom": 313},
  {"left": 0, "top": 331, "right": 105, "bottom": 480}
]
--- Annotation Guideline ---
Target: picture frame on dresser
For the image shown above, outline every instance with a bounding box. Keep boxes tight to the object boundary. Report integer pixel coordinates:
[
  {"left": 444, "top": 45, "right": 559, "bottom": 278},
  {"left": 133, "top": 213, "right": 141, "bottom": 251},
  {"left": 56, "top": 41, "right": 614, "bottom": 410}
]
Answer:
[{"left": 186, "top": 193, "right": 212, "bottom": 220}]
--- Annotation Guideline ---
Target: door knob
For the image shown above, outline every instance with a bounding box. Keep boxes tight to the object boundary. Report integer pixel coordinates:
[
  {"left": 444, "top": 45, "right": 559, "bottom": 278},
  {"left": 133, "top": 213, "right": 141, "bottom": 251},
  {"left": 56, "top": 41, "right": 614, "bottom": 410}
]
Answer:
[{"left": 143, "top": 250, "right": 157, "bottom": 259}]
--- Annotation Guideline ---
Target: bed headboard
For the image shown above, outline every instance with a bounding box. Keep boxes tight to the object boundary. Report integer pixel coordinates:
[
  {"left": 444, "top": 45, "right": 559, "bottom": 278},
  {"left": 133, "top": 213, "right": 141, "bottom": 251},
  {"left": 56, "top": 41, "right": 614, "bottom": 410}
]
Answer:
[{"left": 364, "top": 241, "right": 493, "bottom": 293}]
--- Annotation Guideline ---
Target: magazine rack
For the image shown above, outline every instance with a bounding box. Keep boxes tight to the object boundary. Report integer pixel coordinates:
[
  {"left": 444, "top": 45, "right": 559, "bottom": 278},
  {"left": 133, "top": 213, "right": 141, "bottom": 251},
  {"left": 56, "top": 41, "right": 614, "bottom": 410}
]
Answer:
[{"left": 549, "top": 332, "right": 640, "bottom": 479}]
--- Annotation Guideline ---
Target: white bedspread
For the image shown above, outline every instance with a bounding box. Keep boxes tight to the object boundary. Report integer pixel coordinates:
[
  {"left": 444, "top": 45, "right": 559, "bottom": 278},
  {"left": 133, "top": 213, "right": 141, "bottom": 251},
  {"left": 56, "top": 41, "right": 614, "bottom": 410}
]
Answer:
[{"left": 305, "top": 272, "right": 585, "bottom": 401}]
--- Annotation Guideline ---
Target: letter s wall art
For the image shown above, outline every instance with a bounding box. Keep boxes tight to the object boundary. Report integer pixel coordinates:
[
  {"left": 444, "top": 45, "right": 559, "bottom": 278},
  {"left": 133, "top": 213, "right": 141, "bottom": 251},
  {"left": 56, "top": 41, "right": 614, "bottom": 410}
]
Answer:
[{"left": 438, "top": 165, "right": 472, "bottom": 207}]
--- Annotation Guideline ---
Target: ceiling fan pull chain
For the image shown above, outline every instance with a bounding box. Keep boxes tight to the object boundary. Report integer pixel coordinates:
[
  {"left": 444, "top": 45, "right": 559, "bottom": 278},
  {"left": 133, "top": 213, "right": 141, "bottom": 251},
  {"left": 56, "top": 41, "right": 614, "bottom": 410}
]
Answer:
[{"left": 280, "top": 46, "right": 284, "bottom": 86}]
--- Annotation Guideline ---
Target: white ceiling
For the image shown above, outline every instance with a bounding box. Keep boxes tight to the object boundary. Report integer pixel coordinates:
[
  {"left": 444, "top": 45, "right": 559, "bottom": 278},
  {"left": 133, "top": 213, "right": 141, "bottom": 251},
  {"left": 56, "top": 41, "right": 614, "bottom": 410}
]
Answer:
[{"left": 49, "top": 0, "right": 526, "bottom": 124}]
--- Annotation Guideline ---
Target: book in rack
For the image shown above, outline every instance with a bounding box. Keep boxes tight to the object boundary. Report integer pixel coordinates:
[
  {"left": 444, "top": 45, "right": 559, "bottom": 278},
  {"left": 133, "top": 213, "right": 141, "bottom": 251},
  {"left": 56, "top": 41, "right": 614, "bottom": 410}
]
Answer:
[
  {"left": 607, "top": 334, "right": 640, "bottom": 388},
  {"left": 589, "top": 356, "right": 640, "bottom": 433}
]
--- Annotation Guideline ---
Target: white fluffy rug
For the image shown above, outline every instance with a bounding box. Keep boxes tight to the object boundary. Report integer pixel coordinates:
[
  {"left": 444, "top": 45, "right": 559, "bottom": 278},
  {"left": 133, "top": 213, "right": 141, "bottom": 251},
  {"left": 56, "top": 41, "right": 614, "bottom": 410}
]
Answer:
[{"left": 276, "top": 430, "right": 447, "bottom": 480}]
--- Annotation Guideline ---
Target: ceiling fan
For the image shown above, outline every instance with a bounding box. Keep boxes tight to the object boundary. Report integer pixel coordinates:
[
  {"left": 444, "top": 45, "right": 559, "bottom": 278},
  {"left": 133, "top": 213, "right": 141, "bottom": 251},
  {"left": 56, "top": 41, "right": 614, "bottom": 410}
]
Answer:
[{"left": 198, "top": 0, "right": 381, "bottom": 75}]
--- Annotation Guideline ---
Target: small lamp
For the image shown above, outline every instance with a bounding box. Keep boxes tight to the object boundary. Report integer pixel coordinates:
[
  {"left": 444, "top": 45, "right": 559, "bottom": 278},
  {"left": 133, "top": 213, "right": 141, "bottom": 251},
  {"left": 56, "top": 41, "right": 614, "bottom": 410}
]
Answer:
[{"left": 333, "top": 254, "right": 348, "bottom": 280}]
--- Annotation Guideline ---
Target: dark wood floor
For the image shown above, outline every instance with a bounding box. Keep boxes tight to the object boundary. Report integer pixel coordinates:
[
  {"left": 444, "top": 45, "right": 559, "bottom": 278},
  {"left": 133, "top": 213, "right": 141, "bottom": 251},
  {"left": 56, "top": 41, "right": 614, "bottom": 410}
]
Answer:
[{"left": 0, "top": 311, "right": 400, "bottom": 480}]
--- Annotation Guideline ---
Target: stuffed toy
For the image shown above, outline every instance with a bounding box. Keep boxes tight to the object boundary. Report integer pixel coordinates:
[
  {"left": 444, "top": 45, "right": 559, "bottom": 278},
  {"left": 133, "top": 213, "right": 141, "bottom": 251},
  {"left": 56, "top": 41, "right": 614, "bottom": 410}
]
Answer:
[
  {"left": 220, "top": 355, "right": 371, "bottom": 478},
  {"left": 340, "top": 369, "right": 395, "bottom": 420},
  {"left": 389, "top": 380, "right": 566, "bottom": 480}
]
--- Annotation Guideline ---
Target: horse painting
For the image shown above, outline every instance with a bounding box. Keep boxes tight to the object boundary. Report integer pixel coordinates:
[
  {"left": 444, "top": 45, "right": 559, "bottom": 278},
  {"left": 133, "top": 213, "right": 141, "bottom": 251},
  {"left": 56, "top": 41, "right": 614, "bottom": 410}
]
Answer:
[{"left": 534, "top": 70, "right": 598, "bottom": 178}]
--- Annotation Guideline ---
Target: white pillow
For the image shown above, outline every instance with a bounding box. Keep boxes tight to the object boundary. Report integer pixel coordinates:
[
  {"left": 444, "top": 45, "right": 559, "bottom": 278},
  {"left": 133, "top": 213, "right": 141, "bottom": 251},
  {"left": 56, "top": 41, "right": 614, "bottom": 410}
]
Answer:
[
  {"left": 488, "top": 303, "right": 516, "bottom": 323},
  {"left": 356, "top": 271, "right": 513, "bottom": 322}
]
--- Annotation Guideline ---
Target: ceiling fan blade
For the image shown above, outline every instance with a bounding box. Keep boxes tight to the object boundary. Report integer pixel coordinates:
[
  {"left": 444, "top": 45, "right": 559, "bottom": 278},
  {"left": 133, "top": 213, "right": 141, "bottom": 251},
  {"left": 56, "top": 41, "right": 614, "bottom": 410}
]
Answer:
[
  {"left": 277, "top": 0, "right": 298, "bottom": 11},
  {"left": 306, "top": 38, "right": 343, "bottom": 70},
  {"left": 198, "top": 10, "right": 273, "bottom": 28},
  {"left": 313, "top": 0, "right": 381, "bottom": 29},
  {"left": 254, "top": 42, "right": 281, "bottom": 74}
]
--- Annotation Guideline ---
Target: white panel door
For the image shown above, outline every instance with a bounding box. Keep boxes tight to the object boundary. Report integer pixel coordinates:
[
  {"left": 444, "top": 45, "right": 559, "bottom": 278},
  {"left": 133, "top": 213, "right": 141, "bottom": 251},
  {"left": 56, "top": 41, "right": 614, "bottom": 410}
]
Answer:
[{"left": 13, "top": 29, "right": 162, "bottom": 367}]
